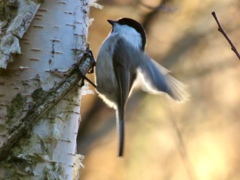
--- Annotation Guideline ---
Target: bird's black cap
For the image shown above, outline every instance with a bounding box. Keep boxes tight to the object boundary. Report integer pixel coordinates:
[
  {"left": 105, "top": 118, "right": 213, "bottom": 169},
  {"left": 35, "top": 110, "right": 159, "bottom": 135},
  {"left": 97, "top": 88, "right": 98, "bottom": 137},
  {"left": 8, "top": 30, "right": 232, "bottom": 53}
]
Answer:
[{"left": 107, "top": 18, "right": 146, "bottom": 51}]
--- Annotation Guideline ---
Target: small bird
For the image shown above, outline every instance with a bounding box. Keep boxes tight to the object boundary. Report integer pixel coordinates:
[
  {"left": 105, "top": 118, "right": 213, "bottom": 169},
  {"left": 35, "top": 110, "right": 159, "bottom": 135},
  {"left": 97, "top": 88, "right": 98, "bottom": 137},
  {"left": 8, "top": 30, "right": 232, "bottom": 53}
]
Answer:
[{"left": 95, "top": 18, "right": 187, "bottom": 157}]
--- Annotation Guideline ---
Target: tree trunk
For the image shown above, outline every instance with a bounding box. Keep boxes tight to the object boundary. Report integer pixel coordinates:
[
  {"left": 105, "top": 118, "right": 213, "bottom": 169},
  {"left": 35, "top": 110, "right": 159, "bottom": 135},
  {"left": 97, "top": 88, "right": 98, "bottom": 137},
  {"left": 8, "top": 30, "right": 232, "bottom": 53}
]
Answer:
[{"left": 0, "top": 0, "right": 90, "bottom": 179}]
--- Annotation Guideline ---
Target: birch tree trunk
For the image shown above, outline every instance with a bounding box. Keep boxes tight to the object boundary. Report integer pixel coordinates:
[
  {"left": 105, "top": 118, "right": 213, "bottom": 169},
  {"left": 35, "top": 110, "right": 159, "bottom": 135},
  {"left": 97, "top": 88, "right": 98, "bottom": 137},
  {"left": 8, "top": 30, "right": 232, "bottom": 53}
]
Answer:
[{"left": 0, "top": 0, "right": 91, "bottom": 179}]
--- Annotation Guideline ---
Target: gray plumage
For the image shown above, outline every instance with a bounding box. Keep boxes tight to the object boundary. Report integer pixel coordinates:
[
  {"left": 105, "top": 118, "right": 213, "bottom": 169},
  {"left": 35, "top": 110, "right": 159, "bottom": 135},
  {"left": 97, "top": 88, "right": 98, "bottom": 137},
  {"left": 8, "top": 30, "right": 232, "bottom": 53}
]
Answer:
[{"left": 95, "top": 18, "right": 187, "bottom": 157}]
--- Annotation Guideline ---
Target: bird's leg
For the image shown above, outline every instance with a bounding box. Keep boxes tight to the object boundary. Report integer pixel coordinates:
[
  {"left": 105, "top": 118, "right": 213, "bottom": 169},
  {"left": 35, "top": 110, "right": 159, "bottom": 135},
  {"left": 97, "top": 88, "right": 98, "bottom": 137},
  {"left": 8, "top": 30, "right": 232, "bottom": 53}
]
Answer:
[
  {"left": 74, "top": 64, "right": 97, "bottom": 88},
  {"left": 73, "top": 48, "right": 97, "bottom": 88},
  {"left": 86, "top": 49, "right": 96, "bottom": 74}
]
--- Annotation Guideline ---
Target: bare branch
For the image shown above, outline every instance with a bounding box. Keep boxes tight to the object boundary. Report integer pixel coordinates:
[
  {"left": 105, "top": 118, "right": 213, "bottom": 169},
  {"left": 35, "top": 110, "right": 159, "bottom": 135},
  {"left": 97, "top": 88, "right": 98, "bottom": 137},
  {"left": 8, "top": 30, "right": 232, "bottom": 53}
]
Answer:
[{"left": 212, "top": 11, "right": 240, "bottom": 60}]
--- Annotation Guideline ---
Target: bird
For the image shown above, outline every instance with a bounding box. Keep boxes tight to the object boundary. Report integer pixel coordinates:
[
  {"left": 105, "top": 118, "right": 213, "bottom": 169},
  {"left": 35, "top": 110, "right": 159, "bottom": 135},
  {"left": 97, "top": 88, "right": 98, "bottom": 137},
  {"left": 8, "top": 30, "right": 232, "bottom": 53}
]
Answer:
[{"left": 95, "top": 17, "right": 187, "bottom": 157}]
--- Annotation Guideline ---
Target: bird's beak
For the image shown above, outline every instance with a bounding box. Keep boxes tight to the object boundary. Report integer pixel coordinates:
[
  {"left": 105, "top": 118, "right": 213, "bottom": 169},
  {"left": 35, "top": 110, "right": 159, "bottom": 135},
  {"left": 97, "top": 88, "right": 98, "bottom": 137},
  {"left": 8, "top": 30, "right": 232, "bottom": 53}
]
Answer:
[{"left": 107, "top": 19, "right": 116, "bottom": 26}]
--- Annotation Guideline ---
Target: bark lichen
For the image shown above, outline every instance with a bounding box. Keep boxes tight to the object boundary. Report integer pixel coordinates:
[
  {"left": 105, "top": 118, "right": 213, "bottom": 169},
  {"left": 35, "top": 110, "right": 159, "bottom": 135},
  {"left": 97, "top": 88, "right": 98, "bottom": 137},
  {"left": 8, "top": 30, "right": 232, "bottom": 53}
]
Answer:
[{"left": 7, "top": 93, "right": 27, "bottom": 125}]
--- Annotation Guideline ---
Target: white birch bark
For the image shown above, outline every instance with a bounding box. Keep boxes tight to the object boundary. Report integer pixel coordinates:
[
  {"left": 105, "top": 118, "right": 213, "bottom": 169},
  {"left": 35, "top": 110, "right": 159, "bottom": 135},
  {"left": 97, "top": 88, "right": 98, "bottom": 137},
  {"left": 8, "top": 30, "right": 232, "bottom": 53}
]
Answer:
[{"left": 0, "top": 0, "right": 90, "bottom": 179}]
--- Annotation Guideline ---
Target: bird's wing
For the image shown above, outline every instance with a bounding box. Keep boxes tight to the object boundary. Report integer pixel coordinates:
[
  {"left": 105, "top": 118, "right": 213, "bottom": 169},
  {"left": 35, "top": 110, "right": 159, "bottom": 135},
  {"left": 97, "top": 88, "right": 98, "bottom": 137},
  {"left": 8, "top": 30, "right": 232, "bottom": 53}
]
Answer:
[{"left": 137, "top": 56, "right": 188, "bottom": 102}]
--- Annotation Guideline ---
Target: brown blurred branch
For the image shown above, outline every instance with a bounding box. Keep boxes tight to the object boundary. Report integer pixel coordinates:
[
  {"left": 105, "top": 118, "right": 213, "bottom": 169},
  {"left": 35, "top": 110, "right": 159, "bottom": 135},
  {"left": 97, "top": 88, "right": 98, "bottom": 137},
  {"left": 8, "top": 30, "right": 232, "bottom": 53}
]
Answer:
[
  {"left": 168, "top": 107, "right": 195, "bottom": 180},
  {"left": 140, "top": 0, "right": 177, "bottom": 31},
  {"left": 139, "top": 0, "right": 176, "bottom": 12},
  {"left": 139, "top": 1, "right": 157, "bottom": 10},
  {"left": 212, "top": 11, "right": 240, "bottom": 60}
]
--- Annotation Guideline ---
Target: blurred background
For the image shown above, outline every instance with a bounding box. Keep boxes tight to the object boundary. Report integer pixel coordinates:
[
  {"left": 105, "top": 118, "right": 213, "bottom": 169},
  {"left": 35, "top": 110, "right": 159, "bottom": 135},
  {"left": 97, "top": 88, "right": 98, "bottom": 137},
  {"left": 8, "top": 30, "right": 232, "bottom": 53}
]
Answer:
[{"left": 77, "top": 0, "right": 240, "bottom": 179}]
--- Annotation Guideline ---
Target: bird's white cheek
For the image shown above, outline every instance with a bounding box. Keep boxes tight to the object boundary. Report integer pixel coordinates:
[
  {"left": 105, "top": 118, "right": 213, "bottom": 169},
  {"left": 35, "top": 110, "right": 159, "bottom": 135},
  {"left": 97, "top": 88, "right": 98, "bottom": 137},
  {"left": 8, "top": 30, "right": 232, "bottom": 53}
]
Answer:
[{"left": 122, "top": 35, "right": 142, "bottom": 50}]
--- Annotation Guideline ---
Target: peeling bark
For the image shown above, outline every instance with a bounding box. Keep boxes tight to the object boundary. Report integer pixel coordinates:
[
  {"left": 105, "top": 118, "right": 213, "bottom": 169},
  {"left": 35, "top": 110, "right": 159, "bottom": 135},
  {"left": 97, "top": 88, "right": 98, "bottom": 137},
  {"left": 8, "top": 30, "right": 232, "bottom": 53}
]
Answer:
[
  {"left": 0, "top": 0, "right": 40, "bottom": 69},
  {"left": 0, "top": 0, "right": 91, "bottom": 179}
]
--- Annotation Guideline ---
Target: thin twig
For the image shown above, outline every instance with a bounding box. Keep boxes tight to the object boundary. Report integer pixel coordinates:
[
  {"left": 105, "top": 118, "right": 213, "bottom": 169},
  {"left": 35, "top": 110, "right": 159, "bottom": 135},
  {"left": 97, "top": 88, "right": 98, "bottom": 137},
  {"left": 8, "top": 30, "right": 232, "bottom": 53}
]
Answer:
[{"left": 212, "top": 11, "right": 240, "bottom": 60}]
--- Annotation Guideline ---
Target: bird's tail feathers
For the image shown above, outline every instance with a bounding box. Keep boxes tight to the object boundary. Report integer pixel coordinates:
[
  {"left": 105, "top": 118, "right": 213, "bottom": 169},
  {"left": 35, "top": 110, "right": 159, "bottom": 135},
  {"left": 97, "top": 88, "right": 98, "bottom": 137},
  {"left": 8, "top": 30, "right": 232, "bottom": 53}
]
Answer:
[{"left": 116, "top": 109, "right": 124, "bottom": 157}]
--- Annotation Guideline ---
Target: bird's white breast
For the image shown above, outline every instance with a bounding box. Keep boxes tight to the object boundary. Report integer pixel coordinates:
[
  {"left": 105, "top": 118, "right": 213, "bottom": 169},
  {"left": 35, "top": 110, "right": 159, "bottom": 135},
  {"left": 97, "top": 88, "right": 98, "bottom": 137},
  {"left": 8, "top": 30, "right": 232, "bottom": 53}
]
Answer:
[{"left": 95, "top": 35, "right": 119, "bottom": 106}]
